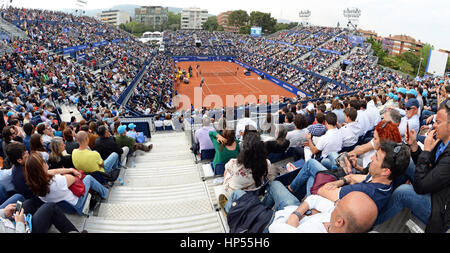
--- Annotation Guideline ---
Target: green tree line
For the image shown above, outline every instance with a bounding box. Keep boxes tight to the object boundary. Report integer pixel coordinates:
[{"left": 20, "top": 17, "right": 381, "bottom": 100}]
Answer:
[{"left": 367, "top": 37, "right": 450, "bottom": 77}]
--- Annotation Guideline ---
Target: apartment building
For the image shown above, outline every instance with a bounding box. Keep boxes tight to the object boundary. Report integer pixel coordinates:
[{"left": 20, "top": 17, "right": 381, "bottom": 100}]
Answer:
[
  {"left": 181, "top": 7, "right": 208, "bottom": 30},
  {"left": 382, "top": 34, "right": 424, "bottom": 55},
  {"left": 98, "top": 10, "right": 130, "bottom": 27},
  {"left": 134, "top": 6, "right": 169, "bottom": 29},
  {"left": 217, "top": 11, "right": 239, "bottom": 33}
]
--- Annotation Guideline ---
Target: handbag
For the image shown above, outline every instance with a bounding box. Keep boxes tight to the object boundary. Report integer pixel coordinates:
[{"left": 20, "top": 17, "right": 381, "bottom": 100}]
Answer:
[
  {"left": 69, "top": 170, "right": 86, "bottom": 197},
  {"left": 310, "top": 170, "right": 339, "bottom": 195}
]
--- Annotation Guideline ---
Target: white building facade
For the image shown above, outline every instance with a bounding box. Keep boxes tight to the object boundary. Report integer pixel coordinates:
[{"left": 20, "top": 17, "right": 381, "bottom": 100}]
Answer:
[
  {"left": 181, "top": 7, "right": 208, "bottom": 30},
  {"left": 98, "top": 10, "right": 130, "bottom": 27}
]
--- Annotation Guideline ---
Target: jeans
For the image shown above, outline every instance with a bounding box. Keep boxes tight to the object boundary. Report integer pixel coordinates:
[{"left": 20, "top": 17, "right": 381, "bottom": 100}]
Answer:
[
  {"left": 289, "top": 158, "right": 328, "bottom": 200},
  {"left": 320, "top": 152, "right": 340, "bottom": 171},
  {"left": 0, "top": 193, "right": 25, "bottom": 209},
  {"left": 73, "top": 175, "right": 108, "bottom": 214},
  {"left": 393, "top": 157, "right": 416, "bottom": 189},
  {"left": 31, "top": 202, "right": 78, "bottom": 233},
  {"left": 103, "top": 152, "right": 119, "bottom": 173},
  {"left": 375, "top": 184, "right": 431, "bottom": 226}
]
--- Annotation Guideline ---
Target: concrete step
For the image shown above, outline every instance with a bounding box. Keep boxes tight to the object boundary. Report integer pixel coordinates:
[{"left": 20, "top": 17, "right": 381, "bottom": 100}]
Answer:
[
  {"left": 121, "top": 171, "right": 201, "bottom": 187},
  {"left": 107, "top": 182, "right": 207, "bottom": 203},
  {"left": 97, "top": 197, "right": 214, "bottom": 220},
  {"left": 85, "top": 212, "right": 224, "bottom": 233}
]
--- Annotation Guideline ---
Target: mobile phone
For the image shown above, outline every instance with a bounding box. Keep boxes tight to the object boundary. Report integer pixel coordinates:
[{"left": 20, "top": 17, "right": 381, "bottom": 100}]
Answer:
[
  {"left": 15, "top": 201, "right": 22, "bottom": 213},
  {"left": 406, "top": 122, "right": 409, "bottom": 139}
]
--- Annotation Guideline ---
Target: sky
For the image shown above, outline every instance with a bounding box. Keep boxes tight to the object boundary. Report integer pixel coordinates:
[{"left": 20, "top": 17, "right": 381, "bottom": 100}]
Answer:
[{"left": 6, "top": 0, "right": 450, "bottom": 51}]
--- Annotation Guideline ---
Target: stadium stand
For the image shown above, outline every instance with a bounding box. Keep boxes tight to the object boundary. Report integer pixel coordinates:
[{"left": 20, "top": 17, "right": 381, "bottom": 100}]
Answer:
[{"left": 0, "top": 6, "right": 449, "bottom": 234}]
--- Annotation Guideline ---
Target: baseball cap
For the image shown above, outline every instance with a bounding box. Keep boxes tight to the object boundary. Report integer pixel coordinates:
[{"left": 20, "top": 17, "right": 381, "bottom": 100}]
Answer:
[
  {"left": 117, "top": 125, "right": 127, "bottom": 134},
  {"left": 422, "top": 90, "right": 428, "bottom": 97},
  {"left": 7, "top": 111, "right": 14, "bottom": 117},
  {"left": 397, "top": 87, "right": 407, "bottom": 94},
  {"left": 405, "top": 98, "right": 419, "bottom": 109},
  {"left": 387, "top": 92, "right": 394, "bottom": 98},
  {"left": 393, "top": 95, "right": 399, "bottom": 101},
  {"left": 407, "top": 89, "right": 417, "bottom": 97},
  {"left": 128, "top": 123, "right": 136, "bottom": 129}
]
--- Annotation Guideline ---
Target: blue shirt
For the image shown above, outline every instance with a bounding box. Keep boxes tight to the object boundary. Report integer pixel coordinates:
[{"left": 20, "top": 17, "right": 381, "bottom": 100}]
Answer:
[
  {"left": 11, "top": 165, "right": 34, "bottom": 199},
  {"left": 0, "top": 169, "right": 15, "bottom": 193},
  {"left": 339, "top": 175, "right": 393, "bottom": 213},
  {"left": 435, "top": 141, "right": 450, "bottom": 163},
  {"left": 23, "top": 135, "right": 31, "bottom": 152}
]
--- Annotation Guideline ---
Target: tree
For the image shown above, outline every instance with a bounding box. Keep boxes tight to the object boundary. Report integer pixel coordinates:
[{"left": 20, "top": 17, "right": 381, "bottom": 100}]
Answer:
[
  {"left": 167, "top": 11, "right": 181, "bottom": 31},
  {"left": 249, "top": 11, "right": 277, "bottom": 34},
  {"left": 367, "top": 37, "right": 387, "bottom": 63},
  {"left": 119, "top": 21, "right": 153, "bottom": 37},
  {"left": 203, "top": 16, "right": 218, "bottom": 32},
  {"left": 400, "top": 51, "right": 420, "bottom": 71},
  {"left": 228, "top": 10, "right": 249, "bottom": 27},
  {"left": 239, "top": 25, "right": 250, "bottom": 34},
  {"left": 419, "top": 43, "right": 434, "bottom": 76}
]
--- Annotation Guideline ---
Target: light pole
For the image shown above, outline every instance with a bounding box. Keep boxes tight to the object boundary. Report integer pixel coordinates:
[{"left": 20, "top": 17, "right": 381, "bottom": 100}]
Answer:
[
  {"left": 343, "top": 7, "right": 361, "bottom": 34},
  {"left": 416, "top": 57, "right": 423, "bottom": 77},
  {"left": 299, "top": 10, "right": 311, "bottom": 27}
]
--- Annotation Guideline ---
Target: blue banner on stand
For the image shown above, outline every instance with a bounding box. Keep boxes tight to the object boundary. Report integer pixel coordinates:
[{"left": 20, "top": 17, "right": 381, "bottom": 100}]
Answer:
[
  {"left": 348, "top": 35, "right": 364, "bottom": 46},
  {"left": 317, "top": 48, "right": 342, "bottom": 55}
]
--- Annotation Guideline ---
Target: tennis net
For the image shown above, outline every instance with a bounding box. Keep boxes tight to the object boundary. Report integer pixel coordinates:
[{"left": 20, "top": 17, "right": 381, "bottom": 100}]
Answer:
[{"left": 200, "top": 71, "right": 237, "bottom": 77}]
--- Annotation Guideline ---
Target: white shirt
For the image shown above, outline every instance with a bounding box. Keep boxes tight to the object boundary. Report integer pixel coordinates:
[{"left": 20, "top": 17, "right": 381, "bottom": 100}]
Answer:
[
  {"left": 356, "top": 110, "right": 371, "bottom": 137},
  {"left": 366, "top": 101, "right": 381, "bottom": 129},
  {"left": 154, "top": 120, "right": 164, "bottom": 127},
  {"left": 286, "top": 129, "right": 308, "bottom": 148},
  {"left": 269, "top": 195, "right": 335, "bottom": 233},
  {"left": 315, "top": 128, "right": 343, "bottom": 158},
  {"left": 398, "top": 113, "right": 420, "bottom": 141},
  {"left": 39, "top": 174, "right": 79, "bottom": 206},
  {"left": 235, "top": 117, "right": 257, "bottom": 140},
  {"left": 340, "top": 122, "right": 361, "bottom": 148}
]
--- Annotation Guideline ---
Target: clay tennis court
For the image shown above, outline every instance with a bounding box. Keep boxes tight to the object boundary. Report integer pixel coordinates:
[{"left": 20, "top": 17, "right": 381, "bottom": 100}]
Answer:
[{"left": 174, "top": 61, "right": 296, "bottom": 109}]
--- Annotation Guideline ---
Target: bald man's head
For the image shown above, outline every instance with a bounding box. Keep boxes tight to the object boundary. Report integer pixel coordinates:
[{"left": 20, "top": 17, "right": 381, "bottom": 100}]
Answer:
[
  {"left": 76, "top": 131, "right": 89, "bottom": 145},
  {"left": 330, "top": 192, "right": 378, "bottom": 233}
]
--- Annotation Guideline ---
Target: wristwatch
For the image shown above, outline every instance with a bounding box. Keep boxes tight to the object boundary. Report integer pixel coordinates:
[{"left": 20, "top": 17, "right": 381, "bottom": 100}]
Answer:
[
  {"left": 340, "top": 177, "right": 349, "bottom": 185},
  {"left": 292, "top": 211, "right": 302, "bottom": 220}
]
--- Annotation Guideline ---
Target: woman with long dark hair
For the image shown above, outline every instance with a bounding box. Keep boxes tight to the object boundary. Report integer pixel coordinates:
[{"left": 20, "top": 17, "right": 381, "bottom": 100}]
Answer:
[
  {"left": 24, "top": 152, "right": 108, "bottom": 215},
  {"left": 223, "top": 132, "right": 270, "bottom": 197},
  {"left": 30, "top": 133, "right": 49, "bottom": 162}
]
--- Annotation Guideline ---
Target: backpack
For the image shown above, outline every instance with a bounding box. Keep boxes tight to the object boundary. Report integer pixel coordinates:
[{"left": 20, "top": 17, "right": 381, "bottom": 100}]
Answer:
[{"left": 227, "top": 192, "right": 274, "bottom": 233}]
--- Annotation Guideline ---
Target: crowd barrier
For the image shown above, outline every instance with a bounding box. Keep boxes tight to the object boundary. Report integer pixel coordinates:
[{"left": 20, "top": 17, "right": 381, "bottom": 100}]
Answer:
[
  {"left": 116, "top": 55, "right": 155, "bottom": 106},
  {"left": 61, "top": 37, "right": 129, "bottom": 55}
]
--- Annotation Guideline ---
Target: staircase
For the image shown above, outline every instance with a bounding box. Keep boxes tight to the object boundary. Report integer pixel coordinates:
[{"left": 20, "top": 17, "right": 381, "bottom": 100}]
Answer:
[
  {"left": 0, "top": 17, "right": 28, "bottom": 40},
  {"left": 83, "top": 131, "right": 227, "bottom": 233},
  {"left": 320, "top": 46, "right": 360, "bottom": 76}
]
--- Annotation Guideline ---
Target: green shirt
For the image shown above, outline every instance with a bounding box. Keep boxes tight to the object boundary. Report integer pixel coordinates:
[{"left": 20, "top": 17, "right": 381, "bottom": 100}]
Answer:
[
  {"left": 115, "top": 134, "right": 136, "bottom": 150},
  {"left": 209, "top": 131, "right": 240, "bottom": 168}
]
